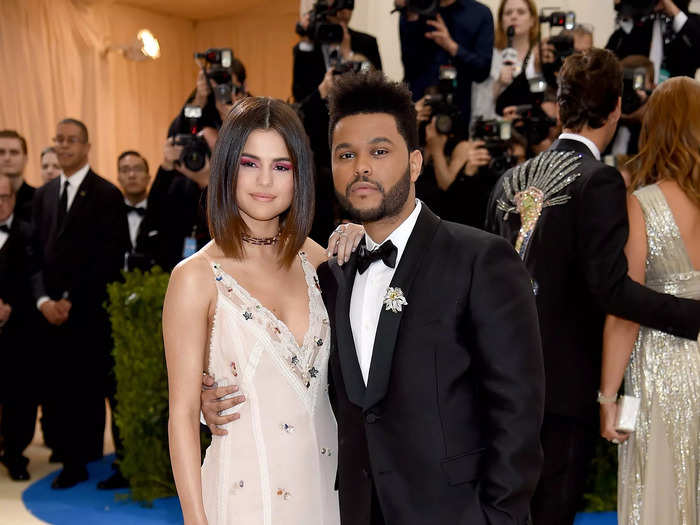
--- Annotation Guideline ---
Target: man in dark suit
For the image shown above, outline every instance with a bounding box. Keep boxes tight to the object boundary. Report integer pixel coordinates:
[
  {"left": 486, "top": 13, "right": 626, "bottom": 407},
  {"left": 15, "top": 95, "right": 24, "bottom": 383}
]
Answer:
[
  {"left": 607, "top": 0, "right": 700, "bottom": 80},
  {"left": 486, "top": 48, "right": 700, "bottom": 524},
  {"left": 324, "top": 72, "right": 543, "bottom": 524},
  {"left": 32, "top": 118, "right": 129, "bottom": 489},
  {"left": 0, "top": 130, "right": 35, "bottom": 223},
  {"left": 0, "top": 174, "right": 37, "bottom": 481},
  {"left": 293, "top": 0, "right": 383, "bottom": 243},
  {"left": 396, "top": 0, "right": 493, "bottom": 123}
]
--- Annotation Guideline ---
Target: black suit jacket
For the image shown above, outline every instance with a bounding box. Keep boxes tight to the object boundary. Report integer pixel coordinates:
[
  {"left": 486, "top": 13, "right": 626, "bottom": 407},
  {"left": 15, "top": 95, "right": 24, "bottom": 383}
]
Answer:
[
  {"left": 318, "top": 205, "right": 544, "bottom": 525},
  {"left": 606, "top": 13, "right": 700, "bottom": 78},
  {"left": 486, "top": 139, "right": 700, "bottom": 422},
  {"left": 14, "top": 181, "right": 35, "bottom": 223},
  {"left": 31, "top": 170, "right": 129, "bottom": 378}
]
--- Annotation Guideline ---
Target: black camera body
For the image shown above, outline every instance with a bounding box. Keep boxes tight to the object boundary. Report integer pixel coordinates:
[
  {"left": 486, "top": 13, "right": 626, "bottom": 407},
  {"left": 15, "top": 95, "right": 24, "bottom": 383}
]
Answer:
[
  {"left": 424, "top": 65, "right": 468, "bottom": 139},
  {"left": 173, "top": 105, "right": 210, "bottom": 172},
  {"left": 194, "top": 48, "right": 241, "bottom": 105},
  {"left": 622, "top": 67, "right": 649, "bottom": 115},
  {"left": 403, "top": 0, "right": 440, "bottom": 18},
  {"left": 471, "top": 118, "right": 516, "bottom": 177},
  {"left": 296, "top": 0, "right": 355, "bottom": 44},
  {"left": 332, "top": 59, "right": 371, "bottom": 75},
  {"left": 512, "top": 104, "right": 557, "bottom": 147}
]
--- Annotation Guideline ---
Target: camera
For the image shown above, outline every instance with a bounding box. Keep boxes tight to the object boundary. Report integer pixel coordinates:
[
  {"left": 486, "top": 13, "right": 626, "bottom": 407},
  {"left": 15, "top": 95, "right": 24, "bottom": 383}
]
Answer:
[
  {"left": 296, "top": 0, "right": 355, "bottom": 44},
  {"left": 173, "top": 105, "right": 211, "bottom": 172},
  {"left": 622, "top": 67, "right": 649, "bottom": 115},
  {"left": 194, "top": 48, "right": 241, "bottom": 105},
  {"left": 332, "top": 59, "right": 372, "bottom": 75},
  {"left": 424, "top": 65, "right": 467, "bottom": 139},
  {"left": 471, "top": 117, "right": 516, "bottom": 177},
  {"left": 539, "top": 11, "right": 576, "bottom": 30},
  {"left": 615, "top": 0, "right": 656, "bottom": 19},
  {"left": 511, "top": 104, "right": 557, "bottom": 147}
]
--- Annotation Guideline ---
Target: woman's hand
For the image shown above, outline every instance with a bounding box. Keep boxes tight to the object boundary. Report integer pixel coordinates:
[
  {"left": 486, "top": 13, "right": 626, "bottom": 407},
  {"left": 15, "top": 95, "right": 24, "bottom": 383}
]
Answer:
[
  {"left": 600, "top": 401, "right": 630, "bottom": 444},
  {"left": 463, "top": 141, "right": 492, "bottom": 176},
  {"left": 415, "top": 95, "right": 432, "bottom": 123},
  {"left": 498, "top": 64, "right": 516, "bottom": 87},
  {"left": 425, "top": 117, "right": 448, "bottom": 154},
  {"left": 327, "top": 223, "right": 365, "bottom": 264}
]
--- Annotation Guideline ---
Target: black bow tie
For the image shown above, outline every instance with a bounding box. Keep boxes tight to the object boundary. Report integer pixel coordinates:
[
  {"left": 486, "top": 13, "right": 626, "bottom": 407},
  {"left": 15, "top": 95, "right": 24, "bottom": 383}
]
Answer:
[
  {"left": 126, "top": 205, "right": 146, "bottom": 216},
  {"left": 0, "top": 223, "right": 9, "bottom": 234},
  {"left": 356, "top": 240, "right": 398, "bottom": 274}
]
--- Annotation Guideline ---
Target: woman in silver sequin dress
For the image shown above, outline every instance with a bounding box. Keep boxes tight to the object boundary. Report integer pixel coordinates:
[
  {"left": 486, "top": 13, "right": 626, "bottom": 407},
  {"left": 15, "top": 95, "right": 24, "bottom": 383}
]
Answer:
[{"left": 599, "top": 77, "right": 700, "bottom": 525}]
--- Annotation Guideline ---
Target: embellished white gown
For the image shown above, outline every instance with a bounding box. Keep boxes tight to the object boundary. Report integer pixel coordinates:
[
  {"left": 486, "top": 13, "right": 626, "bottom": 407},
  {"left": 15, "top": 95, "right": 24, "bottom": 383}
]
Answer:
[
  {"left": 618, "top": 185, "right": 700, "bottom": 525},
  {"left": 199, "top": 249, "right": 340, "bottom": 525}
]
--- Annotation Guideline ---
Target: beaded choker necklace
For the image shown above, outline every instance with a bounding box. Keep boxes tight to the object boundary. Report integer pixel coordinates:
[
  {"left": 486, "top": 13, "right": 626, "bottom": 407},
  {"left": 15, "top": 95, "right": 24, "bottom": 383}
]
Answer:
[{"left": 241, "top": 231, "right": 281, "bottom": 246}]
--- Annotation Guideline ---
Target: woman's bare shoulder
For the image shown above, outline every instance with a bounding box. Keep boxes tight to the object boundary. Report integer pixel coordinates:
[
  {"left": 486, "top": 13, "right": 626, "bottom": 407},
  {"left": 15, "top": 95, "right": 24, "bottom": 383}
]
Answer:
[{"left": 302, "top": 238, "right": 329, "bottom": 269}]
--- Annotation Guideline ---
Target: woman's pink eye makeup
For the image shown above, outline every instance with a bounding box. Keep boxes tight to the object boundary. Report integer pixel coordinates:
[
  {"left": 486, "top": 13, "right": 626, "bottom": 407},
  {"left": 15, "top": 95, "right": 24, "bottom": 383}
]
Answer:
[
  {"left": 275, "top": 161, "right": 293, "bottom": 171},
  {"left": 240, "top": 156, "right": 257, "bottom": 167}
]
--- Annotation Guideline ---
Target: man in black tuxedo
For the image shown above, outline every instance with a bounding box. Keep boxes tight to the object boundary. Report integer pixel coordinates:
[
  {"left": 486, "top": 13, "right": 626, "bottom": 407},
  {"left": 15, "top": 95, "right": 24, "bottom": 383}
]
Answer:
[
  {"left": 323, "top": 72, "right": 543, "bottom": 524},
  {"left": 0, "top": 174, "right": 37, "bottom": 481},
  {"left": 486, "top": 48, "right": 700, "bottom": 524},
  {"left": 32, "top": 118, "right": 129, "bottom": 489},
  {"left": 607, "top": 0, "right": 700, "bottom": 80},
  {"left": 0, "top": 130, "right": 35, "bottom": 223}
]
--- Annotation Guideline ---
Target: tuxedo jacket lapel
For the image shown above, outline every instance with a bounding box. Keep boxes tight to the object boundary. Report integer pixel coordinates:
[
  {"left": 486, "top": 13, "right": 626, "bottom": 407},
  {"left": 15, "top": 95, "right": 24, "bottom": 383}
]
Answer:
[
  {"left": 363, "top": 206, "right": 441, "bottom": 410},
  {"left": 329, "top": 255, "right": 366, "bottom": 407},
  {"left": 59, "top": 171, "right": 92, "bottom": 238}
]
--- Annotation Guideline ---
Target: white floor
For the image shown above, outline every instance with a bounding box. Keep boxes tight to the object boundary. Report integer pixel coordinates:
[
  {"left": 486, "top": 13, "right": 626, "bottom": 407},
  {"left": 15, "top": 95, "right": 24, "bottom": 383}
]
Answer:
[{"left": 0, "top": 404, "right": 115, "bottom": 525}]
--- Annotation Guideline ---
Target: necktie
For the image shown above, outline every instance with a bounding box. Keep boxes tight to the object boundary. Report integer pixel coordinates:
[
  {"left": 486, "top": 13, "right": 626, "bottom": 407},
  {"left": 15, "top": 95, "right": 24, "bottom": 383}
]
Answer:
[
  {"left": 57, "top": 180, "right": 69, "bottom": 226},
  {"left": 0, "top": 223, "right": 9, "bottom": 233},
  {"left": 356, "top": 240, "right": 398, "bottom": 274},
  {"left": 126, "top": 205, "right": 146, "bottom": 216}
]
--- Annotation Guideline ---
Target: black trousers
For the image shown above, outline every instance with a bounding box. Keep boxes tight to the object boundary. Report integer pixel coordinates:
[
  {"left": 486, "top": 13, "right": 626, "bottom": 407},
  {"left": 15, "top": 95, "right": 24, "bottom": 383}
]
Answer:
[
  {"left": 0, "top": 399, "right": 37, "bottom": 467},
  {"left": 371, "top": 486, "right": 386, "bottom": 525},
  {"left": 530, "top": 413, "right": 597, "bottom": 525}
]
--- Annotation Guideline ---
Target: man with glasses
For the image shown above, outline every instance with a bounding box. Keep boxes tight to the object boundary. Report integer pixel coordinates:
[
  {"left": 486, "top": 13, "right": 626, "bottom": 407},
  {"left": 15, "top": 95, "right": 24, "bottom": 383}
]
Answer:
[
  {"left": 0, "top": 130, "right": 35, "bottom": 222},
  {"left": 32, "top": 118, "right": 129, "bottom": 489}
]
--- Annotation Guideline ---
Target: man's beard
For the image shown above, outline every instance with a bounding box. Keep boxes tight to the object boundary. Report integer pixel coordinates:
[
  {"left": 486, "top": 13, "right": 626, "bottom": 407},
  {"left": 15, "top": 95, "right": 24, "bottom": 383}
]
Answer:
[{"left": 335, "top": 165, "right": 411, "bottom": 223}]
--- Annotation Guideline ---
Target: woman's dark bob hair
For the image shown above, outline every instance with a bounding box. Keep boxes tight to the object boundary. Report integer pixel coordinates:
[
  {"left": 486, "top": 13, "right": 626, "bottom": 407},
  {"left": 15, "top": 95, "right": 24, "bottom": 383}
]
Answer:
[{"left": 208, "top": 97, "right": 315, "bottom": 267}]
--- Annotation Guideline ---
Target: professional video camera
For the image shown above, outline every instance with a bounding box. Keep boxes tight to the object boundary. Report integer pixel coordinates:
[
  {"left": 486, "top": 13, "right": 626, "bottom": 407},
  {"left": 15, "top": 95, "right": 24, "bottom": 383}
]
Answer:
[
  {"left": 194, "top": 48, "right": 242, "bottom": 105},
  {"left": 621, "top": 67, "right": 650, "bottom": 115},
  {"left": 615, "top": 0, "right": 656, "bottom": 19},
  {"left": 173, "top": 105, "right": 211, "bottom": 172},
  {"left": 296, "top": 0, "right": 355, "bottom": 44},
  {"left": 471, "top": 117, "right": 516, "bottom": 177},
  {"left": 423, "top": 65, "right": 468, "bottom": 139},
  {"left": 539, "top": 9, "right": 576, "bottom": 88}
]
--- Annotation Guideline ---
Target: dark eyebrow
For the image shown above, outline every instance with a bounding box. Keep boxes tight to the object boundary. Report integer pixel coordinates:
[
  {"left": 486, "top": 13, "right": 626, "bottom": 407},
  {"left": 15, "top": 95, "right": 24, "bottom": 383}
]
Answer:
[
  {"left": 240, "top": 153, "right": 291, "bottom": 163},
  {"left": 333, "top": 142, "right": 352, "bottom": 154},
  {"left": 369, "top": 137, "right": 394, "bottom": 145}
]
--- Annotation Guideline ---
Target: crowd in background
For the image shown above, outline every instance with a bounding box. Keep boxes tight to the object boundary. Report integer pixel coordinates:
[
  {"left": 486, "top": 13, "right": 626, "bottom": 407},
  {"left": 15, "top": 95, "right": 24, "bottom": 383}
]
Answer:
[{"left": 0, "top": 0, "right": 699, "bottom": 521}]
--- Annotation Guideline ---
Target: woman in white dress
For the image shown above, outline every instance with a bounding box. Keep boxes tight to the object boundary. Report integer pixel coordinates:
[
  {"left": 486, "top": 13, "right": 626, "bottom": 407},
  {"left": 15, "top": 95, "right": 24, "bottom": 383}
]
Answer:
[
  {"left": 164, "top": 97, "right": 348, "bottom": 525},
  {"left": 600, "top": 77, "right": 700, "bottom": 525}
]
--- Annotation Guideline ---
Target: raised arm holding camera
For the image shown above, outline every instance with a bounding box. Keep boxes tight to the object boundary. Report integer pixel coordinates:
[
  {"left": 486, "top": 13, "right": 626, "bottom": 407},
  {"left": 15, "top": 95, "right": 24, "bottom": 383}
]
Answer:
[{"left": 607, "top": 0, "right": 700, "bottom": 81}]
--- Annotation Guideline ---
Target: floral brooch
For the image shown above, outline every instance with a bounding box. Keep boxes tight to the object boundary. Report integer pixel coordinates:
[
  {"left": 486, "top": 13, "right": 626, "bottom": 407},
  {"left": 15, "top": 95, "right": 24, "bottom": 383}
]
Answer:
[{"left": 383, "top": 287, "right": 407, "bottom": 313}]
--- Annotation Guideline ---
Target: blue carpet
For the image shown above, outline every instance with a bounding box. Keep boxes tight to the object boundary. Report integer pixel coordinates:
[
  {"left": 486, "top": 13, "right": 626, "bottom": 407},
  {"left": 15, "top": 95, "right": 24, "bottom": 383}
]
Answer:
[
  {"left": 23, "top": 455, "right": 616, "bottom": 524},
  {"left": 22, "top": 454, "right": 183, "bottom": 524}
]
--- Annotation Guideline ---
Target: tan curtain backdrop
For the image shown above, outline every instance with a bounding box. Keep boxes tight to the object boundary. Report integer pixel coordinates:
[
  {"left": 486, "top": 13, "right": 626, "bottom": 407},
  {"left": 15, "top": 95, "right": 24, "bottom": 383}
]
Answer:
[{"left": 0, "top": 0, "right": 298, "bottom": 188}]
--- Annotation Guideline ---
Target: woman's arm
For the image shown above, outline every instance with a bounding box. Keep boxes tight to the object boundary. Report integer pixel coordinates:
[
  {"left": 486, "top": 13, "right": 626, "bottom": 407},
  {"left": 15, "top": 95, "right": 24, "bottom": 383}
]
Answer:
[
  {"left": 164, "top": 257, "right": 213, "bottom": 525},
  {"left": 600, "top": 194, "right": 647, "bottom": 443}
]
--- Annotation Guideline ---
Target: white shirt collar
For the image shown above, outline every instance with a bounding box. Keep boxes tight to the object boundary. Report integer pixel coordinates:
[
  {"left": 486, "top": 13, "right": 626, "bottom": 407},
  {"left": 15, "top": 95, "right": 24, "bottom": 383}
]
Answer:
[
  {"left": 60, "top": 163, "right": 90, "bottom": 189},
  {"left": 558, "top": 133, "right": 601, "bottom": 161},
  {"left": 0, "top": 213, "right": 13, "bottom": 228},
  {"left": 365, "top": 199, "right": 422, "bottom": 267},
  {"left": 125, "top": 198, "right": 147, "bottom": 209}
]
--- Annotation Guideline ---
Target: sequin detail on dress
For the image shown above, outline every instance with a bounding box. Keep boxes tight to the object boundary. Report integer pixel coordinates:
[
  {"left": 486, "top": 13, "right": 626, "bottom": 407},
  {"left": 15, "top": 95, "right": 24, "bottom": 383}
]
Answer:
[
  {"left": 618, "top": 185, "right": 700, "bottom": 525},
  {"left": 496, "top": 150, "right": 582, "bottom": 257}
]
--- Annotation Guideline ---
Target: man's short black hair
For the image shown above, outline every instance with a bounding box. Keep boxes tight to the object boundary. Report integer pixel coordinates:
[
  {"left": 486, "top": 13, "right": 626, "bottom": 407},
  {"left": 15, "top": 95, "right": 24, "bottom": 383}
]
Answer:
[
  {"left": 117, "top": 150, "right": 149, "bottom": 174},
  {"left": 328, "top": 71, "right": 419, "bottom": 151},
  {"left": 58, "top": 118, "right": 89, "bottom": 143}
]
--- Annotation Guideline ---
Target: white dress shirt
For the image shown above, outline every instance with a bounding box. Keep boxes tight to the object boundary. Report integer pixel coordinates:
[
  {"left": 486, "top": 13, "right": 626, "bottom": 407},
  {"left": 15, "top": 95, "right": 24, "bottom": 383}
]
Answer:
[
  {"left": 125, "top": 198, "right": 147, "bottom": 248},
  {"left": 0, "top": 213, "right": 13, "bottom": 252},
  {"left": 59, "top": 163, "right": 90, "bottom": 212},
  {"left": 37, "top": 164, "right": 91, "bottom": 310},
  {"left": 349, "top": 199, "right": 422, "bottom": 385},
  {"left": 558, "top": 133, "right": 601, "bottom": 161}
]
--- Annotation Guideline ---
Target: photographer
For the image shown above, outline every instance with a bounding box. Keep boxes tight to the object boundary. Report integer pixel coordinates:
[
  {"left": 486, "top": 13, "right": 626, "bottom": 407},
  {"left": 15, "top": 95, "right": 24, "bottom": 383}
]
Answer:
[
  {"left": 168, "top": 49, "right": 247, "bottom": 136},
  {"left": 472, "top": 0, "right": 541, "bottom": 121},
  {"left": 396, "top": 0, "right": 494, "bottom": 124},
  {"left": 607, "top": 0, "right": 700, "bottom": 81},
  {"left": 609, "top": 54, "right": 655, "bottom": 155}
]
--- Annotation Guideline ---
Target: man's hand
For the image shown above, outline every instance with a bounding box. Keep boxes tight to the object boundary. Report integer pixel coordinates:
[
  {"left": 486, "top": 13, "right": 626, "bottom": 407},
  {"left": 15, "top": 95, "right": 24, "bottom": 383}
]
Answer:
[
  {"left": 0, "top": 299, "right": 11, "bottom": 324},
  {"left": 464, "top": 140, "right": 492, "bottom": 176},
  {"left": 193, "top": 69, "right": 211, "bottom": 108},
  {"left": 162, "top": 137, "right": 184, "bottom": 171},
  {"left": 319, "top": 67, "right": 335, "bottom": 100},
  {"left": 40, "top": 300, "right": 69, "bottom": 326},
  {"left": 201, "top": 374, "right": 245, "bottom": 436},
  {"left": 425, "top": 14, "right": 459, "bottom": 56},
  {"left": 657, "top": 0, "right": 681, "bottom": 17}
]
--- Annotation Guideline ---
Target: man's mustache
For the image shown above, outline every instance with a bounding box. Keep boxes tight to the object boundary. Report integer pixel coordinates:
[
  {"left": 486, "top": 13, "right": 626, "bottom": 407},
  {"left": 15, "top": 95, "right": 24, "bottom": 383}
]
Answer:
[{"left": 346, "top": 175, "right": 384, "bottom": 197}]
